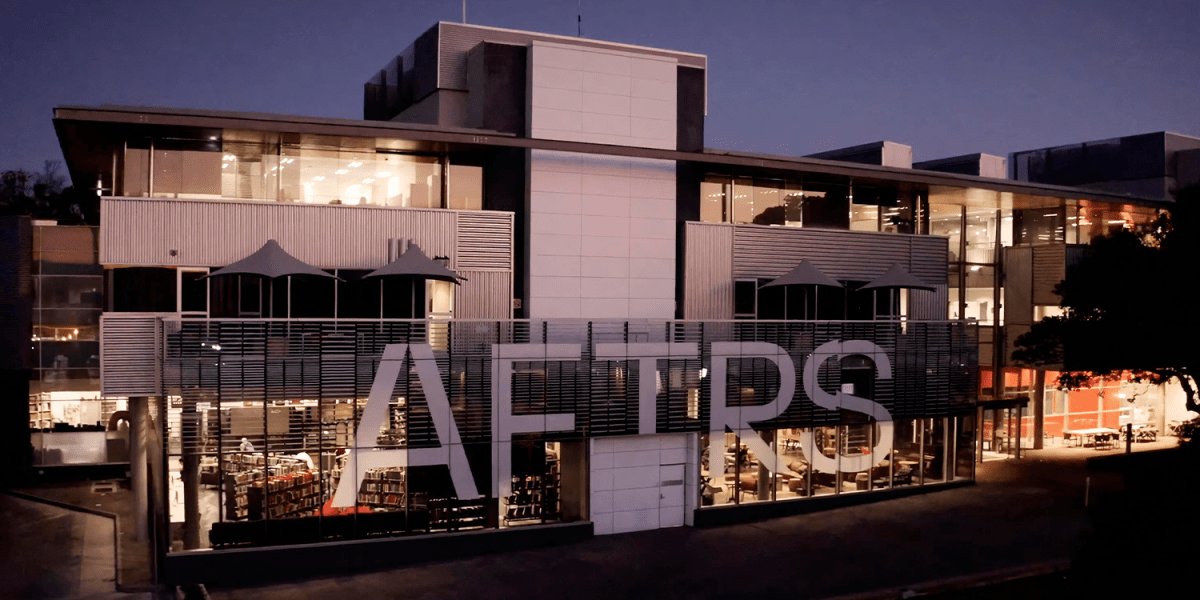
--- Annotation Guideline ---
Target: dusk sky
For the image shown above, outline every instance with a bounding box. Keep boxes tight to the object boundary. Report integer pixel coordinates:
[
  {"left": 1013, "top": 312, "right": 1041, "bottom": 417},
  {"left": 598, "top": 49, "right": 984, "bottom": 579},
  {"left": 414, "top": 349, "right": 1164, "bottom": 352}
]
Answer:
[{"left": 2, "top": 0, "right": 1198, "bottom": 183}]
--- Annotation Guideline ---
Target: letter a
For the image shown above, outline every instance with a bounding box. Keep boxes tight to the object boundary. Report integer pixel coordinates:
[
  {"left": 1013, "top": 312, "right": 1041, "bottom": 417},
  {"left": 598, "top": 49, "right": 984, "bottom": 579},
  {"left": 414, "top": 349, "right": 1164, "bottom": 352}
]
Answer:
[{"left": 331, "top": 343, "right": 478, "bottom": 507}]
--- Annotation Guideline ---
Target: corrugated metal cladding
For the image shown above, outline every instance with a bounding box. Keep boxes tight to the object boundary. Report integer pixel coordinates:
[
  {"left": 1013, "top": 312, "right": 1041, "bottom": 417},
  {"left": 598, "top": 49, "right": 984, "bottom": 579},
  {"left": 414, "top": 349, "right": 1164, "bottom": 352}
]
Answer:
[
  {"left": 1032, "top": 244, "right": 1066, "bottom": 306},
  {"left": 455, "top": 270, "right": 512, "bottom": 320},
  {"left": 437, "top": 22, "right": 706, "bottom": 92},
  {"left": 682, "top": 222, "right": 734, "bottom": 319},
  {"left": 731, "top": 225, "right": 948, "bottom": 284},
  {"left": 100, "top": 198, "right": 498, "bottom": 270},
  {"left": 908, "top": 285, "right": 948, "bottom": 321},
  {"left": 455, "top": 211, "right": 514, "bottom": 270},
  {"left": 100, "top": 314, "right": 161, "bottom": 396}
]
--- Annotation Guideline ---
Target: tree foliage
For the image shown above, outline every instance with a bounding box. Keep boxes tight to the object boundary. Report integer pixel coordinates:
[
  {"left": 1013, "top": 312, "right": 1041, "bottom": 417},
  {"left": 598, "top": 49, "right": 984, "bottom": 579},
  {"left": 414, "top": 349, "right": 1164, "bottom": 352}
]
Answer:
[
  {"left": 1013, "top": 185, "right": 1200, "bottom": 413},
  {"left": 0, "top": 160, "right": 97, "bottom": 224}
]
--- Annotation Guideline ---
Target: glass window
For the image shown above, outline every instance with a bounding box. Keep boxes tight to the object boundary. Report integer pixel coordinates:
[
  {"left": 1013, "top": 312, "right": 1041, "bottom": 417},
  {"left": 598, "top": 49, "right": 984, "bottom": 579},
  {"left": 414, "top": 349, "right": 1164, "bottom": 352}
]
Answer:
[
  {"left": 700, "top": 176, "right": 729, "bottom": 223},
  {"left": 947, "top": 264, "right": 962, "bottom": 320},
  {"left": 152, "top": 148, "right": 223, "bottom": 199},
  {"left": 111, "top": 267, "right": 176, "bottom": 312},
  {"left": 849, "top": 203, "right": 879, "bottom": 232},
  {"left": 929, "top": 205, "right": 963, "bottom": 262},
  {"left": 1013, "top": 207, "right": 1066, "bottom": 245},
  {"left": 954, "top": 415, "right": 975, "bottom": 480},
  {"left": 799, "top": 181, "right": 850, "bottom": 229},
  {"left": 964, "top": 266, "right": 996, "bottom": 324},
  {"left": 963, "top": 209, "right": 999, "bottom": 264},
  {"left": 734, "top": 280, "right": 757, "bottom": 318},
  {"left": 279, "top": 147, "right": 442, "bottom": 208},
  {"left": 810, "top": 425, "right": 838, "bottom": 496},
  {"left": 448, "top": 164, "right": 482, "bottom": 210},
  {"left": 922, "top": 418, "right": 947, "bottom": 483},
  {"left": 750, "top": 180, "right": 785, "bottom": 225},
  {"left": 891, "top": 419, "right": 920, "bottom": 486},
  {"left": 124, "top": 147, "right": 149, "bottom": 197},
  {"left": 180, "top": 269, "right": 208, "bottom": 314}
]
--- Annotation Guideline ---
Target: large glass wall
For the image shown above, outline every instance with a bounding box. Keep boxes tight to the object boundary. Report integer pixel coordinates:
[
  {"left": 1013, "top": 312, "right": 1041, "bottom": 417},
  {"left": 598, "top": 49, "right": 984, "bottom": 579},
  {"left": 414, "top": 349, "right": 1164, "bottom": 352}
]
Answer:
[
  {"left": 699, "top": 416, "right": 971, "bottom": 506},
  {"left": 28, "top": 224, "right": 123, "bottom": 466},
  {"left": 122, "top": 131, "right": 483, "bottom": 211}
]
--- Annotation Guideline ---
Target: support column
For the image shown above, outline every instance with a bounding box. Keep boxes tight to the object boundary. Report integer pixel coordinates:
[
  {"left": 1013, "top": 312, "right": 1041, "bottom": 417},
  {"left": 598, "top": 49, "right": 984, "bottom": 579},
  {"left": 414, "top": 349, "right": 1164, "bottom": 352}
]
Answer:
[
  {"left": 1033, "top": 370, "right": 1046, "bottom": 449},
  {"left": 181, "top": 394, "right": 200, "bottom": 550},
  {"left": 130, "top": 397, "right": 149, "bottom": 542}
]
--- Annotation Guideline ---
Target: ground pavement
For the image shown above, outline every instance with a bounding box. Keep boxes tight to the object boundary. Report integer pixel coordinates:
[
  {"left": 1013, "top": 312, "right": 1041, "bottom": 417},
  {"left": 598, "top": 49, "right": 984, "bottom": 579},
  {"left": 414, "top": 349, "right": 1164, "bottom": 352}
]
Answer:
[
  {"left": 2, "top": 438, "right": 1178, "bottom": 599},
  {"left": 205, "top": 442, "right": 1158, "bottom": 600}
]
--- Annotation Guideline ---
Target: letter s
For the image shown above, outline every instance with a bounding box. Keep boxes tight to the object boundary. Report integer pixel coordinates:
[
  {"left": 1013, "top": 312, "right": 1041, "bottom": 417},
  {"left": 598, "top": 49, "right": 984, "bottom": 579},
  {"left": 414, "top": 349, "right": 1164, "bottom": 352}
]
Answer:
[{"left": 800, "top": 340, "right": 894, "bottom": 473}]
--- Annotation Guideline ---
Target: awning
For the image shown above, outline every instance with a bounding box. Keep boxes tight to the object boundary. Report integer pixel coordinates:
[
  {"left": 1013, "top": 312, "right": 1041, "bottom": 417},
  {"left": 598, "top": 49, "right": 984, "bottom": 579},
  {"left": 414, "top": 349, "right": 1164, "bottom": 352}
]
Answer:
[
  {"left": 206, "top": 239, "right": 337, "bottom": 279},
  {"left": 760, "top": 259, "right": 843, "bottom": 289},
  {"left": 364, "top": 243, "right": 463, "bottom": 284},
  {"left": 860, "top": 263, "right": 935, "bottom": 291}
]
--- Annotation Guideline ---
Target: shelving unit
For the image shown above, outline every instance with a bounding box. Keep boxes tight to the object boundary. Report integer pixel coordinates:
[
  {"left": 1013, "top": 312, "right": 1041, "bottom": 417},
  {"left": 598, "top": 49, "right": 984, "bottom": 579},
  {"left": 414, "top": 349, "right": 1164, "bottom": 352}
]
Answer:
[
  {"left": 29, "top": 396, "right": 52, "bottom": 430},
  {"left": 504, "top": 456, "right": 560, "bottom": 525}
]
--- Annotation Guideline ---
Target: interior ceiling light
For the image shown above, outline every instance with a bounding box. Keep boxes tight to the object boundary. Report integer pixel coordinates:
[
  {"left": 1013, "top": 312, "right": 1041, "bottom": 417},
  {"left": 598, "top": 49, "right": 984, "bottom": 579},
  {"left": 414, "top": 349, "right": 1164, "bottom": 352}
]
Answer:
[
  {"left": 362, "top": 178, "right": 375, "bottom": 183},
  {"left": 312, "top": 175, "right": 325, "bottom": 181},
  {"left": 335, "top": 169, "right": 349, "bottom": 175}
]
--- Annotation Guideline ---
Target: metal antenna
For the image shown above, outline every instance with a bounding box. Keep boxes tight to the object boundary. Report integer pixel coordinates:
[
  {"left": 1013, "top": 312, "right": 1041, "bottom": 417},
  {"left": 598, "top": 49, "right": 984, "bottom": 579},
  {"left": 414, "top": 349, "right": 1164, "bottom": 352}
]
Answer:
[
  {"left": 463, "top": 0, "right": 466, "bottom": 23},
  {"left": 577, "top": 0, "right": 582, "bottom": 37}
]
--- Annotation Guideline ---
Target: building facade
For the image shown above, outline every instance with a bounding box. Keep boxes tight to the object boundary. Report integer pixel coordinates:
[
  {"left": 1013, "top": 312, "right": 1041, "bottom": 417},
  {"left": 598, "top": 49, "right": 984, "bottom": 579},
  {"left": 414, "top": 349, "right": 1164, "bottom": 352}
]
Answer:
[{"left": 47, "top": 22, "right": 1176, "bottom": 581}]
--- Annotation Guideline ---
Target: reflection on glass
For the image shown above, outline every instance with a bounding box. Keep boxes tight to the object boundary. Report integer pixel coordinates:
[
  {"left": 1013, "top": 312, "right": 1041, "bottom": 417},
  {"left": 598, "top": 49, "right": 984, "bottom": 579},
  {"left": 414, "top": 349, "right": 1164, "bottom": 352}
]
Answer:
[
  {"left": 700, "top": 176, "right": 729, "bottom": 223},
  {"left": 892, "top": 419, "right": 920, "bottom": 486},
  {"left": 930, "top": 204, "right": 962, "bottom": 262},
  {"left": 954, "top": 415, "right": 975, "bottom": 480},
  {"left": 448, "top": 164, "right": 482, "bottom": 210},
  {"left": 850, "top": 203, "right": 879, "bottom": 232},
  {"left": 810, "top": 425, "right": 838, "bottom": 496},
  {"left": 923, "top": 418, "right": 947, "bottom": 484},
  {"left": 963, "top": 266, "right": 996, "bottom": 324},
  {"left": 963, "top": 209, "right": 999, "bottom": 264}
]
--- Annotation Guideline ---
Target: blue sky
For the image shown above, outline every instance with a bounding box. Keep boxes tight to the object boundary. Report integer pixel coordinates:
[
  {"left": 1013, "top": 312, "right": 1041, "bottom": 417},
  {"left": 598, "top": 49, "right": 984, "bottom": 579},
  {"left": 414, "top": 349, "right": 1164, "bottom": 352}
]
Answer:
[{"left": 2, "top": 0, "right": 1197, "bottom": 183}]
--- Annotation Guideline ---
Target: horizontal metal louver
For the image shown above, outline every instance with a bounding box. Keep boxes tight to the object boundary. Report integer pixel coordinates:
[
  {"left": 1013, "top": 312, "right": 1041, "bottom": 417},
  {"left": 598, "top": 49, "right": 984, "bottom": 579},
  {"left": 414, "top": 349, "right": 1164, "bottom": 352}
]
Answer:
[
  {"left": 455, "top": 211, "right": 514, "bottom": 270},
  {"left": 1032, "top": 244, "right": 1067, "bottom": 306},
  {"left": 100, "top": 314, "right": 162, "bottom": 396},
  {"left": 730, "top": 224, "right": 948, "bottom": 284},
  {"left": 159, "top": 318, "right": 977, "bottom": 455}
]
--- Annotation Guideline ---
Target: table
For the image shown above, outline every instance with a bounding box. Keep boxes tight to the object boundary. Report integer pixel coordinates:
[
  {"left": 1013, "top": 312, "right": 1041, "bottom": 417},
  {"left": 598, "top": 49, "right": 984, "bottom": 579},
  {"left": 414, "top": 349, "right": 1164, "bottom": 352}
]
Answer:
[{"left": 1063, "top": 428, "right": 1120, "bottom": 449}]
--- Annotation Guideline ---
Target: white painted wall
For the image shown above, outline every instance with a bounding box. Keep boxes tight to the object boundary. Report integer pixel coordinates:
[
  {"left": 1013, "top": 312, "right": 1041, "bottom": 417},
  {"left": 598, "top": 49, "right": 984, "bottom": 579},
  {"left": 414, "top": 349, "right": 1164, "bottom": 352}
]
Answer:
[
  {"left": 528, "top": 41, "right": 677, "bottom": 150},
  {"left": 526, "top": 42, "right": 678, "bottom": 320},
  {"left": 590, "top": 433, "right": 695, "bottom": 535}
]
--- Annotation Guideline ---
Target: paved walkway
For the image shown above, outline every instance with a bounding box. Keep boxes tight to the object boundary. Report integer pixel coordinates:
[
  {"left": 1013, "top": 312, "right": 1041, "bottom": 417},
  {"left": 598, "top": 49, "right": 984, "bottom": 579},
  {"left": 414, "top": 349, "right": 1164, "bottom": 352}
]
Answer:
[
  {"left": 205, "top": 442, "right": 1167, "bottom": 600},
  {"left": 0, "top": 493, "right": 119, "bottom": 599}
]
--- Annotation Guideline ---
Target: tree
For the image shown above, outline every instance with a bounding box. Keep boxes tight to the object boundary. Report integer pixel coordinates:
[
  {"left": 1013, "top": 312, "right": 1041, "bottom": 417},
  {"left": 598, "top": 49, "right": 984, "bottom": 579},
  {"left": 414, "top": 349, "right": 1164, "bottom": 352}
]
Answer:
[
  {"left": 0, "top": 160, "right": 97, "bottom": 225},
  {"left": 1013, "top": 185, "right": 1200, "bottom": 415}
]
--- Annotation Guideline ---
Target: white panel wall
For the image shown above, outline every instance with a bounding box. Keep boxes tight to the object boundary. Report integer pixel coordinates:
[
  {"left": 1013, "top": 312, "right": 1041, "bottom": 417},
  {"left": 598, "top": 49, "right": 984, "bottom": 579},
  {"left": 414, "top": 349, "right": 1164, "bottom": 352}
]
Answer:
[
  {"left": 526, "top": 41, "right": 678, "bottom": 319},
  {"left": 529, "top": 150, "right": 676, "bottom": 319},
  {"left": 528, "top": 41, "right": 677, "bottom": 150},
  {"left": 590, "top": 433, "right": 693, "bottom": 535}
]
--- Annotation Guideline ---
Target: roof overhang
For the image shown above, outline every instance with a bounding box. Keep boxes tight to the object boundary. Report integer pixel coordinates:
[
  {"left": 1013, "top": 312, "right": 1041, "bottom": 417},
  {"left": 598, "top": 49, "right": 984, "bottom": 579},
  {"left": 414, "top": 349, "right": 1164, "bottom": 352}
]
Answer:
[{"left": 54, "top": 104, "right": 1168, "bottom": 208}]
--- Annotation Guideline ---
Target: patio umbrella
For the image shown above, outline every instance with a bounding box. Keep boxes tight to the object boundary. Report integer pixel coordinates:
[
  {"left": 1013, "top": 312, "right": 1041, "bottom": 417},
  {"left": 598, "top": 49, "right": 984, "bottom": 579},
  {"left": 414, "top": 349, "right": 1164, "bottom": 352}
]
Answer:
[
  {"left": 759, "top": 259, "right": 843, "bottom": 319},
  {"left": 205, "top": 239, "right": 337, "bottom": 317},
  {"left": 860, "top": 263, "right": 935, "bottom": 320},
  {"left": 364, "top": 243, "right": 464, "bottom": 318}
]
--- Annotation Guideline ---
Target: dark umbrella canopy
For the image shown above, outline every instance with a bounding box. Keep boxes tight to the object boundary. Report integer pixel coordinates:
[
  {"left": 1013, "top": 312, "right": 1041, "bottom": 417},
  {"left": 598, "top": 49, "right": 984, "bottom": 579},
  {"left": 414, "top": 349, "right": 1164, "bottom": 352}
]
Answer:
[
  {"left": 760, "top": 259, "right": 843, "bottom": 289},
  {"left": 860, "top": 263, "right": 936, "bottom": 291},
  {"left": 206, "top": 239, "right": 336, "bottom": 280},
  {"left": 364, "top": 243, "right": 463, "bottom": 283}
]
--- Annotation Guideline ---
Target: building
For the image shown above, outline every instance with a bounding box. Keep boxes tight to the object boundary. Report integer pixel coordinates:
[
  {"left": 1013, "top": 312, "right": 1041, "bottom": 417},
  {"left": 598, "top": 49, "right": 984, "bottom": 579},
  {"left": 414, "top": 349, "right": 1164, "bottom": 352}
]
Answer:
[{"left": 47, "top": 22, "right": 1175, "bottom": 583}]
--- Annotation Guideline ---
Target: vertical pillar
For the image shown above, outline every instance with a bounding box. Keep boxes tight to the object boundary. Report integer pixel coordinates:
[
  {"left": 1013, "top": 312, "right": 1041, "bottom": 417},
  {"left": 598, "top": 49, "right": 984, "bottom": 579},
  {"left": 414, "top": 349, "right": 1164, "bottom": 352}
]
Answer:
[
  {"left": 1033, "top": 370, "right": 1046, "bottom": 449},
  {"left": 181, "top": 394, "right": 200, "bottom": 549},
  {"left": 130, "top": 397, "right": 149, "bottom": 542}
]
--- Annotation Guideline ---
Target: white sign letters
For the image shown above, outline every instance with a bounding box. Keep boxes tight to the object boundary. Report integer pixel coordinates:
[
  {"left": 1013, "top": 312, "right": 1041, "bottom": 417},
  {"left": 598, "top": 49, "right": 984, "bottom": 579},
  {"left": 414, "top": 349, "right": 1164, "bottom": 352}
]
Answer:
[{"left": 334, "top": 339, "right": 895, "bottom": 505}]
